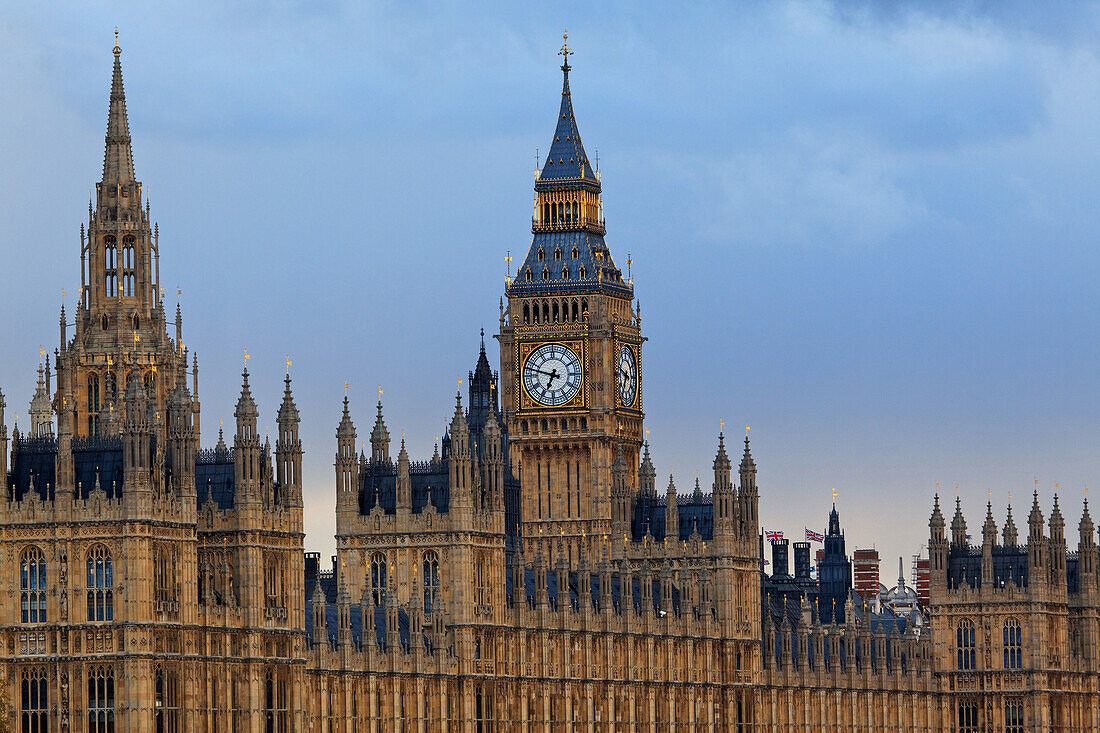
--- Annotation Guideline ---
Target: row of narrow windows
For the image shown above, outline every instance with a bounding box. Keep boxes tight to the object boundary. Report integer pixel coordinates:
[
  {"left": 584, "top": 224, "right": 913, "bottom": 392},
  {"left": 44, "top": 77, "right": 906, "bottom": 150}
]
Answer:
[
  {"left": 99, "top": 314, "right": 141, "bottom": 332},
  {"left": 957, "top": 699, "right": 1025, "bottom": 733},
  {"left": 368, "top": 551, "right": 440, "bottom": 613},
  {"left": 955, "top": 618, "right": 1022, "bottom": 670},
  {"left": 521, "top": 416, "right": 588, "bottom": 434},
  {"left": 522, "top": 298, "right": 587, "bottom": 325},
  {"left": 19, "top": 665, "right": 290, "bottom": 733},
  {"left": 85, "top": 370, "right": 157, "bottom": 435},
  {"left": 536, "top": 246, "right": 580, "bottom": 262},
  {"left": 20, "top": 545, "right": 114, "bottom": 624},
  {"left": 103, "top": 236, "right": 138, "bottom": 298},
  {"left": 541, "top": 201, "right": 580, "bottom": 224}
]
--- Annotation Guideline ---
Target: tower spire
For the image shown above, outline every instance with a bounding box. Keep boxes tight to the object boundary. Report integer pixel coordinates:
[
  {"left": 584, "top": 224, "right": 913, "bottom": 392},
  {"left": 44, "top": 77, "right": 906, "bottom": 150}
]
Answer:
[{"left": 103, "top": 31, "right": 135, "bottom": 187}]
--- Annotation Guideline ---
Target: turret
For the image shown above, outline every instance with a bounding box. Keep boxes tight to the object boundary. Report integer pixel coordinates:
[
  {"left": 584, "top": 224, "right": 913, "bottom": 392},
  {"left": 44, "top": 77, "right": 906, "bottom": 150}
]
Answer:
[
  {"left": 738, "top": 435, "right": 758, "bottom": 535},
  {"left": 712, "top": 433, "right": 734, "bottom": 533},
  {"left": 1079, "top": 499, "right": 1096, "bottom": 592},
  {"left": 481, "top": 408, "right": 504, "bottom": 512},
  {"left": 275, "top": 374, "right": 303, "bottom": 507},
  {"left": 639, "top": 441, "right": 656, "bottom": 496},
  {"left": 950, "top": 497, "right": 968, "bottom": 548},
  {"left": 981, "top": 502, "right": 997, "bottom": 584},
  {"left": 396, "top": 440, "right": 411, "bottom": 513},
  {"left": 665, "top": 471, "right": 679, "bottom": 546},
  {"left": 611, "top": 445, "right": 631, "bottom": 545},
  {"left": 370, "top": 399, "right": 390, "bottom": 464},
  {"left": 1003, "top": 503, "right": 1018, "bottom": 547},
  {"left": 310, "top": 580, "right": 327, "bottom": 649},
  {"left": 233, "top": 369, "right": 261, "bottom": 503},
  {"left": 448, "top": 391, "right": 472, "bottom": 512},
  {"left": 335, "top": 398, "right": 357, "bottom": 514},
  {"left": 166, "top": 364, "right": 196, "bottom": 498},
  {"left": 1028, "top": 491, "right": 1047, "bottom": 581},
  {"left": 120, "top": 372, "right": 151, "bottom": 498},
  {"left": 1050, "top": 494, "right": 1066, "bottom": 579},
  {"left": 28, "top": 360, "right": 53, "bottom": 439}
]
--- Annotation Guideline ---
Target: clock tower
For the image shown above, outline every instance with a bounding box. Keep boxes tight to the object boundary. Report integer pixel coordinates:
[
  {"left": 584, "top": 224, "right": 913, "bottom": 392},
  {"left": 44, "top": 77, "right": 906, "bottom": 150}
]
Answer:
[{"left": 498, "top": 40, "right": 643, "bottom": 563}]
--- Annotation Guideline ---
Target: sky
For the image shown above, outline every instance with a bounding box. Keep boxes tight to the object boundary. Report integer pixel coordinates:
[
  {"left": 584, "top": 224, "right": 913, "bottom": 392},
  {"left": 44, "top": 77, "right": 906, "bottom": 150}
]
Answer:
[{"left": 2, "top": 1, "right": 1100, "bottom": 580}]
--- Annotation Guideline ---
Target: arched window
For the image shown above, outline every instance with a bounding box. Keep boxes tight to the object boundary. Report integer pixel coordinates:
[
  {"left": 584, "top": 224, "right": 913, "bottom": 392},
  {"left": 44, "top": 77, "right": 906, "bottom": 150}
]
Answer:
[
  {"left": 155, "top": 545, "right": 178, "bottom": 613},
  {"left": 562, "top": 267, "right": 569, "bottom": 280},
  {"left": 522, "top": 303, "right": 530, "bottom": 324},
  {"left": 87, "top": 665, "right": 115, "bottom": 733},
  {"left": 957, "top": 700, "right": 978, "bottom": 733},
  {"left": 571, "top": 300, "right": 578, "bottom": 321},
  {"left": 264, "top": 553, "right": 283, "bottom": 610},
  {"left": 264, "top": 669, "right": 288, "bottom": 733},
  {"left": 423, "top": 550, "right": 440, "bottom": 615},
  {"left": 155, "top": 666, "right": 180, "bottom": 733},
  {"left": 21, "top": 666, "right": 48, "bottom": 732},
  {"left": 88, "top": 372, "right": 101, "bottom": 435},
  {"left": 1004, "top": 699, "right": 1024, "bottom": 733},
  {"left": 552, "top": 302, "right": 559, "bottom": 322},
  {"left": 956, "top": 619, "right": 975, "bottom": 670},
  {"left": 537, "top": 248, "right": 544, "bottom": 262},
  {"left": 20, "top": 547, "right": 47, "bottom": 624},
  {"left": 542, "top": 268, "right": 549, "bottom": 281},
  {"left": 572, "top": 247, "right": 578, "bottom": 259},
  {"left": 132, "top": 314, "right": 140, "bottom": 330},
  {"left": 87, "top": 545, "right": 114, "bottom": 622},
  {"left": 102, "top": 314, "right": 109, "bottom": 331},
  {"left": 1004, "top": 618, "right": 1022, "bottom": 669},
  {"left": 104, "top": 236, "right": 117, "bottom": 298},
  {"left": 370, "top": 552, "right": 387, "bottom": 606},
  {"left": 578, "top": 267, "right": 586, "bottom": 279},
  {"left": 524, "top": 269, "right": 531, "bottom": 282},
  {"left": 554, "top": 248, "right": 562, "bottom": 261}
]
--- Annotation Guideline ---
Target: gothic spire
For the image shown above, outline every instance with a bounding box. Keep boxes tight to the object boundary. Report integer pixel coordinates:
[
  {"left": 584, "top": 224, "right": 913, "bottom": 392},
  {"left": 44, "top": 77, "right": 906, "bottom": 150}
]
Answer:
[
  {"left": 103, "top": 33, "right": 136, "bottom": 187},
  {"left": 537, "top": 34, "right": 599, "bottom": 189},
  {"left": 1004, "top": 502, "right": 1018, "bottom": 546}
]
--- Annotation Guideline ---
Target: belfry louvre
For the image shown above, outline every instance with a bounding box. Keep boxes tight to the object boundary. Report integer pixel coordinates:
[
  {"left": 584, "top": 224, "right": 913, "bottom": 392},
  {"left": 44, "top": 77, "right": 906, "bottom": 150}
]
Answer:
[{"left": 1, "top": 38, "right": 1097, "bottom": 732}]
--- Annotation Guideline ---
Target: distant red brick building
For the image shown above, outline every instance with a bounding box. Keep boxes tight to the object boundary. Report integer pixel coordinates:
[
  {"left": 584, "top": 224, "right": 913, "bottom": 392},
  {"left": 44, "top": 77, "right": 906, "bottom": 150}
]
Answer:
[{"left": 854, "top": 548, "right": 881, "bottom": 600}]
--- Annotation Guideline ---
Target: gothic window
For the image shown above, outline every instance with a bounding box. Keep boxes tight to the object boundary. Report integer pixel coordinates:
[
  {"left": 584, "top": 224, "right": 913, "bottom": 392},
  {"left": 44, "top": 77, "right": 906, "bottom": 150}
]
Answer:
[
  {"left": 562, "top": 267, "right": 569, "bottom": 280},
  {"left": 20, "top": 547, "right": 47, "bottom": 624},
  {"left": 579, "top": 266, "right": 586, "bottom": 279},
  {"left": 554, "top": 247, "right": 562, "bottom": 261},
  {"left": 956, "top": 619, "right": 975, "bottom": 670},
  {"left": 423, "top": 550, "right": 440, "bottom": 615},
  {"left": 102, "top": 314, "right": 109, "bottom": 331},
  {"left": 122, "top": 236, "right": 136, "bottom": 298},
  {"left": 104, "top": 236, "right": 117, "bottom": 298},
  {"left": 552, "top": 302, "right": 559, "bottom": 322},
  {"left": 474, "top": 553, "right": 491, "bottom": 609},
  {"left": 264, "top": 553, "right": 283, "bottom": 610},
  {"left": 581, "top": 298, "right": 588, "bottom": 315},
  {"left": 21, "top": 666, "right": 48, "bottom": 733},
  {"left": 132, "top": 314, "right": 139, "bottom": 330},
  {"left": 86, "top": 545, "right": 114, "bottom": 622},
  {"left": 1004, "top": 618, "right": 1022, "bottom": 669},
  {"left": 525, "top": 269, "right": 531, "bottom": 282},
  {"left": 144, "top": 371, "right": 156, "bottom": 399},
  {"left": 522, "top": 303, "right": 530, "bottom": 324},
  {"left": 957, "top": 700, "right": 978, "bottom": 732},
  {"left": 572, "top": 247, "right": 578, "bottom": 259},
  {"left": 87, "top": 373, "right": 101, "bottom": 436},
  {"left": 87, "top": 665, "right": 115, "bottom": 733},
  {"left": 542, "top": 302, "right": 550, "bottom": 322},
  {"left": 1004, "top": 699, "right": 1024, "bottom": 733},
  {"left": 370, "top": 552, "right": 387, "bottom": 606},
  {"left": 154, "top": 666, "right": 180, "bottom": 733},
  {"left": 542, "top": 268, "right": 549, "bottom": 281},
  {"left": 264, "top": 669, "right": 288, "bottom": 733},
  {"left": 154, "top": 545, "right": 177, "bottom": 612},
  {"left": 571, "top": 300, "right": 578, "bottom": 321},
  {"left": 537, "top": 248, "right": 544, "bottom": 262}
]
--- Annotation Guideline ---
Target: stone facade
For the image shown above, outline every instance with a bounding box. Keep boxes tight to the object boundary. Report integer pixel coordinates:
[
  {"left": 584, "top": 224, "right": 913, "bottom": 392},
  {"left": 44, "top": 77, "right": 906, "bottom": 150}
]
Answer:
[{"left": 0, "top": 40, "right": 1098, "bottom": 732}]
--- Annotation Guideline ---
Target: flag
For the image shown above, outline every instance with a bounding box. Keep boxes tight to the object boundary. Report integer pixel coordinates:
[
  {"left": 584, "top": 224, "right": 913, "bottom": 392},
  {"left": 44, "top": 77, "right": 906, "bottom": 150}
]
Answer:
[
  {"left": 766, "top": 530, "right": 783, "bottom": 543},
  {"left": 805, "top": 528, "right": 825, "bottom": 543}
]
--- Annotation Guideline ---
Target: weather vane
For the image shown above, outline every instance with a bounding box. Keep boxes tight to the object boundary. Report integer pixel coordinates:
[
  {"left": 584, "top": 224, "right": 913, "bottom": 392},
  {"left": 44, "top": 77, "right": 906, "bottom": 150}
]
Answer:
[
  {"left": 559, "top": 31, "right": 571, "bottom": 63},
  {"left": 286, "top": 356, "right": 292, "bottom": 376}
]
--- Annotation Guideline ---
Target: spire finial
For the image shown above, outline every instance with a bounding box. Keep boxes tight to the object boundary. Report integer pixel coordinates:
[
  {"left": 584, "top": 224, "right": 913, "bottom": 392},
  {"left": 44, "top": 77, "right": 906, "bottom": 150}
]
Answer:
[
  {"left": 113, "top": 27, "right": 120, "bottom": 56},
  {"left": 559, "top": 30, "right": 572, "bottom": 71}
]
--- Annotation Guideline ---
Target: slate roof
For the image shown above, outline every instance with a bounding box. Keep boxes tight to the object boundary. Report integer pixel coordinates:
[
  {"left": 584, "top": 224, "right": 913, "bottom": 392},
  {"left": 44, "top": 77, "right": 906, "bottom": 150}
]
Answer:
[
  {"left": 631, "top": 492, "right": 715, "bottom": 543},
  {"left": 536, "top": 63, "right": 599, "bottom": 189}
]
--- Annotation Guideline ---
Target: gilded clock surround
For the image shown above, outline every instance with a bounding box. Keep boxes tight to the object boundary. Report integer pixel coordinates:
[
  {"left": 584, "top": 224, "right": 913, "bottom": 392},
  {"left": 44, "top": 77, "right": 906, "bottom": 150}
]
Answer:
[{"left": 515, "top": 339, "right": 588, "bottom": 413}]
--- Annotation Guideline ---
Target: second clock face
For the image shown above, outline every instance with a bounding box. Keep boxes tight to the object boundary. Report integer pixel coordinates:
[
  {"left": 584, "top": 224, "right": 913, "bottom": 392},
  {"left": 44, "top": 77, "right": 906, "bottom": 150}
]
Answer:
[
  {"left": 618, "top": 344, "right": 637, "bottom": 407},
  {"left": 523, "top": 343, "right": 583, "bottom": 407}
]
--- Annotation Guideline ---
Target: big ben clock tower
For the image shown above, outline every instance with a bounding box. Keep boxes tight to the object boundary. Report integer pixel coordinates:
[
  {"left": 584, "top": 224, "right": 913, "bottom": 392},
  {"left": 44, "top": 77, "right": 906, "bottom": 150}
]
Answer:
[{"left": 498, "top": 38, "right": 643, "bottom": 562}]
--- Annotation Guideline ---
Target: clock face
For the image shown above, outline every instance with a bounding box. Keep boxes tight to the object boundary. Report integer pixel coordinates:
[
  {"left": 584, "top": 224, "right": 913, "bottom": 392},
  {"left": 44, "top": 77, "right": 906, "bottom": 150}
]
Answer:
[
  {"left": 523, "top": 343, "right": 583, "bottom": 407},
  {"left": 618, "top": 344, "right": 637, "bottom": 407}
]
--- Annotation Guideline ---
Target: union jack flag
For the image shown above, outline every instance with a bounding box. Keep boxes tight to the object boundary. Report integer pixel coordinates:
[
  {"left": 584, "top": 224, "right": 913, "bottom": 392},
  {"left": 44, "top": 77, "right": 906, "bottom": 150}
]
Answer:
[
  {"left": 805, "top": 528, "right": 825, "bottom": 543},
  {"left": 766, "top": 530, "right": 783, "bottom": 543}
]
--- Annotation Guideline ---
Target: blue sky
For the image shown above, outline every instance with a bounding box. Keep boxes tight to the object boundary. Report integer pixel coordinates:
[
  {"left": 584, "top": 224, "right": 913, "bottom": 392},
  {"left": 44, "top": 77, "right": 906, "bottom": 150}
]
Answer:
[{"left": 2, "top": 1, "right": 1099, "bottom": 577}]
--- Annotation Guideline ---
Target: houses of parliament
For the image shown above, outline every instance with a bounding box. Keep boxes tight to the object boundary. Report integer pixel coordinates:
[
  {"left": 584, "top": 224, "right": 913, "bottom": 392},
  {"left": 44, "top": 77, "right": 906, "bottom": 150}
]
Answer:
[{"left": 0, "top": 36, "right": 1097, "bottom": 733}]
